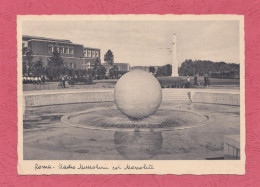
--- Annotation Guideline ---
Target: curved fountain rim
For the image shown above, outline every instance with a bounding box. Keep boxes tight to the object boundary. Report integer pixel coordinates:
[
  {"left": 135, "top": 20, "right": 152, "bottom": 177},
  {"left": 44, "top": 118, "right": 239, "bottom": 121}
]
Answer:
[{"left": 61, "top": 107, "right": 215, "bottom": 132}]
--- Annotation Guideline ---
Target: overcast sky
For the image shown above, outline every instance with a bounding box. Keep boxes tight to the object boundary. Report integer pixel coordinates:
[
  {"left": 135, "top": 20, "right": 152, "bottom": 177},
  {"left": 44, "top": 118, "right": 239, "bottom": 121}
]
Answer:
[{"left": 22, "top": 19, "right": 240, "bottom": 67}]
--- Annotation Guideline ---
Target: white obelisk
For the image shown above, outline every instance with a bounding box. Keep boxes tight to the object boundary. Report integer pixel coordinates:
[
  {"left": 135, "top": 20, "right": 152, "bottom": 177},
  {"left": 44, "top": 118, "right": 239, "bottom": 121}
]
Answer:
[{"left": 171, "top": 34, "right": 179, "bottom": 77}]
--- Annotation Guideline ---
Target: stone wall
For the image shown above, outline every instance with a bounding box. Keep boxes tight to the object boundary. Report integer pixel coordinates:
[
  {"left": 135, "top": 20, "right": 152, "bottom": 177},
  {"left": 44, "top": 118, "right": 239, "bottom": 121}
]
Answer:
[
  {"left": 24, "top": 90, "right": 114, "bottom": 107},
  {"left": 191, "top": 92, "right": 240, "bottom": 106},
  {"left": 224, "top": 135, "right": 240, "bottom": 160},
  {"left": 24, "top": 89, "right": 240, "bottom": 107}
]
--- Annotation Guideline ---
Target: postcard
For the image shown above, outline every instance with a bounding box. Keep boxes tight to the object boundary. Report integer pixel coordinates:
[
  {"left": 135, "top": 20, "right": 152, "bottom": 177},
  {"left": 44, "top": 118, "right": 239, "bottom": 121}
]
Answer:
[{"left": 17, "top": 14, "right": 245, "bottom": 174}]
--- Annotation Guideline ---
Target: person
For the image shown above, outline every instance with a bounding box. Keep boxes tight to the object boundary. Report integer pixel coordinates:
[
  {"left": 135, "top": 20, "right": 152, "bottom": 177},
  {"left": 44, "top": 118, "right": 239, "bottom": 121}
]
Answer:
[
  {"left": 33, "top": 77, "right": 36, "bottom": 85},
  {"left": 206, "top": 76, "right": 210, "bottom": 87},
  {"left": 62, "top": 76, "right": 66, "bottom": 88},
  {"left": 193, "top": 74, "right": 198, "bottom": 86},
  {"left": 38, "top": 76, "right": 41, "bottom": 85},
  {"left": 204, "top": 74, "right": 207, "bottom": 86},
  {"left": 186, "top": 76, "right": 190, "bottom": 88},
  {"left": 204, "top": 74, "right": 210, "bottom": 87},
  {"left": 42, "top": 75, "right": 45, "bottom": 84}
]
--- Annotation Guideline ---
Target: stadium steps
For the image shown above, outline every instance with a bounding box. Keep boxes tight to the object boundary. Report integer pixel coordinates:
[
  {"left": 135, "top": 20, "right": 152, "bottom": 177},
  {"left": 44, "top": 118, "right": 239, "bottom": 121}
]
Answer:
[{"left": 162, "top": 89, "right": 191, "bottom": 102}]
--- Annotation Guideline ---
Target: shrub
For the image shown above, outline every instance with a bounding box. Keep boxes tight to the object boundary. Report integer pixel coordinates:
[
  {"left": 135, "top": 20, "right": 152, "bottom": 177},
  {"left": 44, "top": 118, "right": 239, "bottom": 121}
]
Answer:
[{"left": 157, "top": 77, "right": 187, "bottom": 88}]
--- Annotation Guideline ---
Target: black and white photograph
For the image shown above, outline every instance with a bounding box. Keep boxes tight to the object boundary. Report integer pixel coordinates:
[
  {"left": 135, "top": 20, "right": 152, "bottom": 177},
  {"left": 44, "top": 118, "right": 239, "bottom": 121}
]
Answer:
[{"left": 17, "top": 15, "right": 245, "bottom": 174}]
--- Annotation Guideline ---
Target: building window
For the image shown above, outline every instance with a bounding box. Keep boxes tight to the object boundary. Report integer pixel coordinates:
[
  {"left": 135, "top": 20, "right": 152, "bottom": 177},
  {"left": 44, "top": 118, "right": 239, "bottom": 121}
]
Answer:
[
  {"left": 54, "top": 46, "right": 59, "bottom": 52},
  {"left": 22, "top": 41, "right": 28, "bottom": 48},
  {"left": 95, "top": 51, "right": 99, "bottom": 58},
  {"left": 65, "top": 47, "right": 69, "bottom": 54},
  {"left": 88, "top": 50, "right": 91, "bottom": 57},
  {"left": 59, "top": 47, "right": 64, "bottom": 54},
  {"left": 48, "top": 45, "right": 53, "bottom": 53},
  {"left": 92, "top": 50, "right": 95, "bottom": 57},
  {"left": 87, "top": 62, "right": 91, "bottom": 69},
  {"left": 70, "top": 63, "right": 74, "bottom": 69},
  {"left": 70, "top": 48, "right": 74, "bottom": 54}
]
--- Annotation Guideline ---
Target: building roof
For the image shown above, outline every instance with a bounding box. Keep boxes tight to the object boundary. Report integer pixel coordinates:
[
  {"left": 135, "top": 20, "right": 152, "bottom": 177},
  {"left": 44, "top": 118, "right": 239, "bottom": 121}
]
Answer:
[
  {"left": 84, "top": 47, "right": 100, "bottom": 50},
  {"left": 114, "top": 63, "right": 129, "bottom": 66},
  {"left": 22, "top": 35, "right": 72, "bottom": 43}
]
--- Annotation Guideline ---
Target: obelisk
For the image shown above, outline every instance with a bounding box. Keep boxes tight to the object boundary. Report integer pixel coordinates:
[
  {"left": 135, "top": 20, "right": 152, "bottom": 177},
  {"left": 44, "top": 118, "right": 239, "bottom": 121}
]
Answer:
[{"left": 171, "top": 34, "right": 179, "bottom": 77}]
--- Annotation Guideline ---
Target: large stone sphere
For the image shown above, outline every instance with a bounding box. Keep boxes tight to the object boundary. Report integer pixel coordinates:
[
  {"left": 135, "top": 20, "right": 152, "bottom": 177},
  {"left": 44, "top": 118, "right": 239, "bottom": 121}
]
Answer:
[{"left": 114, "top": 70, "right": 162, "bottom": 119}]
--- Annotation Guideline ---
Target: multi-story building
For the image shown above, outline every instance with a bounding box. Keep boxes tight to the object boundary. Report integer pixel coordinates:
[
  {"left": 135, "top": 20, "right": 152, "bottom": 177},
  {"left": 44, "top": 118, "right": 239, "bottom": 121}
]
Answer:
[
  {"left": 130, "top": 66, "right": 150, "bottom": 72},
  {"left": 22, "top": 35, "right": 100, "bottom": 70},
  {"left": 101, "top": 62, "right": 130, "bottom": 78},
  {"left": 113, "top": 63, "right": 130, "bottom": 72},
  {"left": 83, "top": 47, "right": 101, "bottom": 69},
  {"left": 130, "top": 66, "right": 161, "bottom": 72}
]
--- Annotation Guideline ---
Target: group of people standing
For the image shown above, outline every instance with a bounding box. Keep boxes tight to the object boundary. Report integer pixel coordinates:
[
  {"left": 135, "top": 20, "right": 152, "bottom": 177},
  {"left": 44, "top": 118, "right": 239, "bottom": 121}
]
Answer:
[
  {"left": 60, "top": 76, "right": 68, "bottom": 88},
  {"left": 186, "top": 74, "right": 210, "bottom": 88},
  {"left": 23, "top": 76, "right": 46, "bottom": 85},
  {"left": 58, "top": 76, "right": 72, "bottom": 89}
]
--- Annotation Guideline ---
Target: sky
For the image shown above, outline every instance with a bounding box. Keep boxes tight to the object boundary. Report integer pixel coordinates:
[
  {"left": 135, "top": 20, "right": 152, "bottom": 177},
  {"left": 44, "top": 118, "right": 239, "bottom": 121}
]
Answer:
[{"left": 22, "top": 19, "right": 240, "bottom": 67}]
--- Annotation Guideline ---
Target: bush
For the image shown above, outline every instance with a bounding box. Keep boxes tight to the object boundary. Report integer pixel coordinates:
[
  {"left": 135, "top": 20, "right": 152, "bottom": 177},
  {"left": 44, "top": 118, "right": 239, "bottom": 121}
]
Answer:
[{"left": 157, "top": 77, "right": 187, "bottom": 88}]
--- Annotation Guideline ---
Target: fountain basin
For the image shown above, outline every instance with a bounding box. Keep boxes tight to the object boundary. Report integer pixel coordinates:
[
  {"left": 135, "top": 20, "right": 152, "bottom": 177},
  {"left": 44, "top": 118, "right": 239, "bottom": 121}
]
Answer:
[
  {"left": 61, "top": 107, "right": 212, "bottom": 132},
  {"left": 23, "top": 101, "right": 240, "bottom": 160}
]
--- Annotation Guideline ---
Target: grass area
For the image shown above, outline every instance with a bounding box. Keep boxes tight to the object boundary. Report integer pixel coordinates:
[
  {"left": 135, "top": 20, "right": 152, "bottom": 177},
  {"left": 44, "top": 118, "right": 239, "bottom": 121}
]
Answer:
[
  {"left": 158, "top": 76, "right": 240, "bottom": 88},
  {"left": 197, "top": 77, "right": 239, "bottom": 85}
]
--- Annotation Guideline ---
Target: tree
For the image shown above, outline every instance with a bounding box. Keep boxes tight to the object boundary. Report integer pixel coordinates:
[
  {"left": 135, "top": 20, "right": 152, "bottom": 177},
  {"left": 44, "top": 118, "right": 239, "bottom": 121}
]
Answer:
[
  {"left": 69, "top": 69, "right": 76, "bottom": 77},
  {"left": 113, "top": 65, "right": 119, "bottom": 79},
  {"left": 34, "top": 67, "right": 45, "bottom": 76},
  {"left": 156, "top": 67, "right": 165, "bottom": 77},
  {"left": 76, "top": 69, "right": 83, "bottom": 78},
  {"left": 61, "top": 67, "right": 70, "bottom": 76},
  {"left": 156, "top": 64, "right": 172, "bottom": 77},
  {"left": 149, "top": 66, "right": 156, "bottom": 73},
  {"left": 100, "top": 66, "right": 107, "bottom": 79},
  {"left": 109, "top": 65, "right": 119, "bottom": 79},
  {"left": 178, "top": 59, "right": 239, "bottom": 77},
  {"left": 104, "top": 49, "right": 114, "bottom": 66},
  {"left": 48, "top": 49, "right": 64, "bottom": 68},
  {"left": 22, "top": 47, "right": 33, "bottom": 76},
  {"left": 46, "top": 50, "right": 64, "bottom": 80},
  {"left": 45, "top": 66, "right": 54, "bottom": 81},
  {"left": 34, "top": 58, "right": 45, "bottom": 76},
  {"left": 165, "top": 64, "right": 172, "bottom": 76},
  {"left": 92, "top": 58, "right": 102, "bottom": 79},
  {"left": 34, "top": 58, "right": 43, "bottom": 68},
  {"left": 95, "top": 58, "right": 101, "bottom": 67}
]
